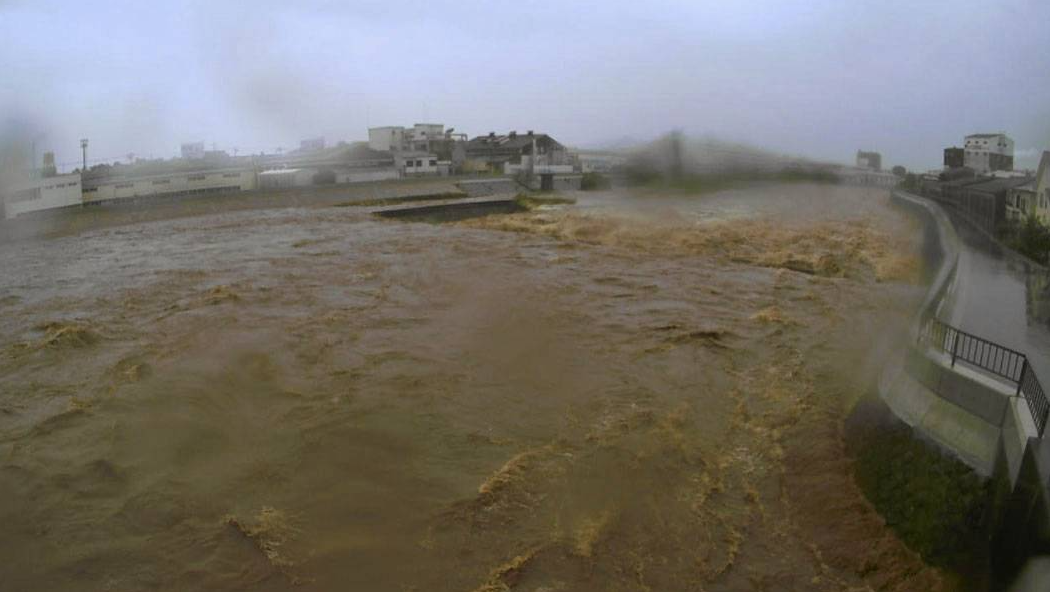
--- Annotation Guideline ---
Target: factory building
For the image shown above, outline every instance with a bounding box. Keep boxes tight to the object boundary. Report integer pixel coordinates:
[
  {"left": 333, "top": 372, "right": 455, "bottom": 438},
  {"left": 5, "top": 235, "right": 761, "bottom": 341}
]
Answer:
[
  {"left": 1, "top": 173, "right": 83, "bottom": 219},
  {"left": 81, "top": 168, "right": 256, "bottom": 203},
  {"left": 855, "top": 150, "right": 882, "bottom": 171},
  {"left": 963, "top": 133, "right": 1014, "bottom": 174}
]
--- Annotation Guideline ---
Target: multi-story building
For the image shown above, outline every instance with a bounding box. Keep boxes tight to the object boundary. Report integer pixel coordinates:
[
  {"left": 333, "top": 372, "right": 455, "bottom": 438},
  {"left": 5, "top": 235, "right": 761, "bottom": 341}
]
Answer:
[
  {"left": 944, "top": 147, "right": 965, "bottom": 169},
  {"left": 1029, "top": 151, "right": 1050, "bottom": 225},
  {"left": 855, "top": 150, "right": 882, "bottom": 171},
  {"left": 181, "top": 142, "right": 205, "bottom": 160},
  {"left": 463, "top": 131, "right": 570, "bottom": 174},
  {"left": 367, "top": 123, "right": 461, "bottom": 176},
  {"left": 963, "top": 133, "right": 1013, "bottom": 174}
]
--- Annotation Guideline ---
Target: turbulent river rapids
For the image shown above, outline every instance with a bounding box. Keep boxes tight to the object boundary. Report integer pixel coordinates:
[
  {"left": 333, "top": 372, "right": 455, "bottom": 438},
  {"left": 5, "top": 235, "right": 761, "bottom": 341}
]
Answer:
[{"left": 0, "top": 183, "right": 949, "bottom": 591}]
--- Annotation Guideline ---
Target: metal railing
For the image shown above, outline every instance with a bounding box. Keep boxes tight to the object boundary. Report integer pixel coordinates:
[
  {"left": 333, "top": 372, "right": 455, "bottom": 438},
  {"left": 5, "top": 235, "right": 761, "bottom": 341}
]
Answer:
[
  {"left": 919, "top": 318, "right": 1027, "bottom": 381},
  {"left": 918, "top": 316, "right": 1049, "bottom": 436}
]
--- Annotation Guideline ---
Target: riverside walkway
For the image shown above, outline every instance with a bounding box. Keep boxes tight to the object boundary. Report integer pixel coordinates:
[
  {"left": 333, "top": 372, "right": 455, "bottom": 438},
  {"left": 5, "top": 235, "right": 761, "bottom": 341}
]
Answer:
[{"left": 945, "top": 212, "right": 1050, "bottom": 382}]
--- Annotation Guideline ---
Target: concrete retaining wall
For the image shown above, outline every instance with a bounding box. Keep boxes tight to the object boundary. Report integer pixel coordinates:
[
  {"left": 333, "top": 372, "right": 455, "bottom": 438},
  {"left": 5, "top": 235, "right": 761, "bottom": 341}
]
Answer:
[
  {"left": 375, "top": 198, "right": 525, "bottom": 222},
  {"left": 881, "top": 190, "right": 1050, "bottom": 584},
  {"left": 456, "top": 178, "right": 523, "bottom": 197},
  {"left": 523, "top": 174, "right": 583, "bottom": 192}
]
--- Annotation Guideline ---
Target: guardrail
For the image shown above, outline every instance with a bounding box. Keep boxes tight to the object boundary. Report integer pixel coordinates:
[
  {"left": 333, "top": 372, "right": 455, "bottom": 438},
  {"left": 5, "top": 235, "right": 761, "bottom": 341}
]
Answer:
[{"left": 918, "top": 316, "right": 1049, "bottom": 436}]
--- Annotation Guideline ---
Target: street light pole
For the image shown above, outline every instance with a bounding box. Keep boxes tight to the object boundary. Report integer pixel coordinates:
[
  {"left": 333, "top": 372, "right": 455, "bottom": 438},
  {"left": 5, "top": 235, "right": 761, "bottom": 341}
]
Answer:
[{"left": 80, "top": 138, "right": 89, "bottom": 172}]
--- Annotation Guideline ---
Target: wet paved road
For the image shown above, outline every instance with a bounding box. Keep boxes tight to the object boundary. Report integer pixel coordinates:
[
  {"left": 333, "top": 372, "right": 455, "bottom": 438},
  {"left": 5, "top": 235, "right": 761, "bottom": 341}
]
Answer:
[{"left": 946, "top": 213, "right": 1050, "bottom": 381}]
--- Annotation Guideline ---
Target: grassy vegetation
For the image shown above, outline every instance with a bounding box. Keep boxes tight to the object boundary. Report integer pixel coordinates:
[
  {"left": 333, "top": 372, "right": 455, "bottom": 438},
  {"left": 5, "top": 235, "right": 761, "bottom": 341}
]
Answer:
[
  {"left": 1002, "top": 214, "right": 1050, "bottom": 265},
  {"left": 334, "top": 192, "right": 467, "bottom": 207},
  {"left": 849, "top": 419, "right": 991, "bottom": 572},
  {"left": 513, "top": 193, "right": 576, "bottom": 209},
  {"left": 580, "top": 172, "right": 611, "bottom": 190}
]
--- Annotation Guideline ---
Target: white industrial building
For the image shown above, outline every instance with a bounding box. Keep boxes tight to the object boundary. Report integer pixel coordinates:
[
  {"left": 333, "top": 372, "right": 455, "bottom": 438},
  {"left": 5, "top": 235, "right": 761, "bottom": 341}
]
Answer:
[
  {"left": 1, "top": 173, "right": 83, "bottom": 219},
  {"left": 964, "top": 133, "right": 1014, "bottom": 174},
  {"left": 396, "top": 152, "right": 450, "bottom": 177},
  {"left": 572, "top": 150, "right": 628, "bottom": 173},
  {"left": 368, "top": 123, "right": 461, "bottom": 153},
  {"left": 368, "top": 123, "right": 462, "bottom": 176},
  {"left": 82, "top": 168, "right": 257, "bottom": 203},
  {"left": 257, "top": 168, "right": 314, "bottom": 189}
]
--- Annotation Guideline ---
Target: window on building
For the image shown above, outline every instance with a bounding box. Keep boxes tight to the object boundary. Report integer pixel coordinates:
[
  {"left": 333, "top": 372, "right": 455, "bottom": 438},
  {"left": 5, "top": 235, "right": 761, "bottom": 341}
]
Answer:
[
  {"left": 429, "top": 159, "right": 437, "bottom": 166},
  {"left": 405, "top": 160, "right": 413, "bottom": 167},
  {"left": 223, "top": 173, "right": 240, "bottom": 178},
  {"left": 188, "top": 174, "right": 206, "bottom": 181},
  {"left": 115, "top": 183, "right": 133, "bottom": 189},
  {"left": 415, "top": 160, "right": 422, "bottom": 167},
  {"left": 152, "top": 179, "right": 170, "bottom": 185}
]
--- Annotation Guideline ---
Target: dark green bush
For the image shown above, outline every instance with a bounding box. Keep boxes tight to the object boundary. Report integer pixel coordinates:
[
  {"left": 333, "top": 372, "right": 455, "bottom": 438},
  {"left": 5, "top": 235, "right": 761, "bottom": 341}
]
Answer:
[{"left": 580, "top": 172, "right": 611, "bottom": 190}]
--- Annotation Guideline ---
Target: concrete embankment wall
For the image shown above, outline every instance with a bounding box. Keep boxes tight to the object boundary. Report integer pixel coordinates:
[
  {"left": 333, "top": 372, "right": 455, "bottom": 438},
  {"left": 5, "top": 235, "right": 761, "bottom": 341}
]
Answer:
[
  {"left": 375, "top": 199, "right": 526, "bottom": 222},
  {"left": 879, "top": 191, "right": 1002, "bottom": 475},
  {"left": 878, "top": 191, "right": 1050, "bottom": 585},
  {"left": 456, "top": 178, "right": 524, "bottom": 197}
]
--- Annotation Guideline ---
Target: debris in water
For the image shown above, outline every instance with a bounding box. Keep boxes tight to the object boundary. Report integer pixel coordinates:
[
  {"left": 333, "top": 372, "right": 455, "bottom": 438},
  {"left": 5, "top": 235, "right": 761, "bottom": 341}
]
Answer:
[
  {"left": 750, "top": 306, "right": 792, "bottom": 324},
  {"left": 203, "top": 285, "right": 241, "bottom": 305},
  {"left": 477, "top": 449, "right": 546, "bottom": 506},
  {"left": 571, "top": 509, "right": 616, "bottom": 558},
  {"left": 223, "top": 506, "right": 302, "bottom": 581},
  {"left": 33, "top": 321, "right": 100, "bottom": 348},
  {"left": 471, "top": 546, "right": 542, "bottom": 592}
]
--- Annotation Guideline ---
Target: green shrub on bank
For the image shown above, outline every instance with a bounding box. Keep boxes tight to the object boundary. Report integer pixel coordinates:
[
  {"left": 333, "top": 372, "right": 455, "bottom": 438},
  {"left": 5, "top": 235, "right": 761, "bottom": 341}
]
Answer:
[
  {"left": 851, "top": 421, "right": 991, "bottom": 570},
  {"left": 580, "top": 172, "right": 611, "bottom": 190},
  {"left": 1002, "top": 214, "right": 1050, "bottom": 265}
]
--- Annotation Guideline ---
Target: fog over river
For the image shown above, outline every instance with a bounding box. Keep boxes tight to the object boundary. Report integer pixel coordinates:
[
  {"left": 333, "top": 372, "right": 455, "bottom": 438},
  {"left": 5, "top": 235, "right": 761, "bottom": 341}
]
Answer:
[{"left": 0, "top": 184, "right": 946, "bottom": 590}]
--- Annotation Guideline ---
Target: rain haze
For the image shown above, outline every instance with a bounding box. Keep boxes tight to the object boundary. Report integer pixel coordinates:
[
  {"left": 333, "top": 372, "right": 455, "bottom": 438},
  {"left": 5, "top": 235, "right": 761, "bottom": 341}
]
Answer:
[
  {"left": 2, "top": 0, "right": 1049, "bottom": 170},
  {"left": 5, "top": 2, "right": 1050, "bottom": 592}
]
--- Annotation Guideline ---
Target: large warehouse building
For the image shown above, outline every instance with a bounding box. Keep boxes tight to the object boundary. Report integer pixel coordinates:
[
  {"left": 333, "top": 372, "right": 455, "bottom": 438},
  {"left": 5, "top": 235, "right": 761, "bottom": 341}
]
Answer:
[{"left": 1, "top": 173, "right": 83, "bottom": 219}]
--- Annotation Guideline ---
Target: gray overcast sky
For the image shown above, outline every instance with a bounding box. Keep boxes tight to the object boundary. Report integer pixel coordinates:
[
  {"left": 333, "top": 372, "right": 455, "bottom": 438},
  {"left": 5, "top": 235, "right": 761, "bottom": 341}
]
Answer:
[{"left": 2, "top": 0, "right": 1048, "bottom": 171}]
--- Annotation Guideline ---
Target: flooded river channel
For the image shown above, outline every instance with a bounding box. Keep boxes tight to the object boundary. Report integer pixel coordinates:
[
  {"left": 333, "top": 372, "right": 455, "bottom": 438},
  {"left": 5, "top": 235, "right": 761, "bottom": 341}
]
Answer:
[{"left": 0, "top": 183, "right": 945, "bottom": 590}]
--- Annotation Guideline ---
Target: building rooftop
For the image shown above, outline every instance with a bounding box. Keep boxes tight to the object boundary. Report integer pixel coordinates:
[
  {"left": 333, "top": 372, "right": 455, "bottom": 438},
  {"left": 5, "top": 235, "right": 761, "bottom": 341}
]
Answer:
[
  {"left": 966, "top": 133, "right": 1008, "bottom": 139},
  {"left": 464, "top": 132, "right": 559, "bottom": 152},
  {"left": 965, "top": 176, "right": 1033, "bottom": 193}
]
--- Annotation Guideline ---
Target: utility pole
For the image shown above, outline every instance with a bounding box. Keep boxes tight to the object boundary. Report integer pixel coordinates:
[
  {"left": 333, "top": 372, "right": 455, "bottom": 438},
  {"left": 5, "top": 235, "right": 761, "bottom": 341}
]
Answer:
[
  {"left": 80, "top": 138, "right": 89, "bottom": 172},
  {"left": 529, "top": 135, "right": 536, "bottom": 188}
]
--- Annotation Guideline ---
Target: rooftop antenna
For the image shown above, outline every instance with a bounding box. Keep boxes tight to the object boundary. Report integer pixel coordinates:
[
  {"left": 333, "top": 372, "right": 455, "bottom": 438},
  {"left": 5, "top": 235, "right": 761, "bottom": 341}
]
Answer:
[{"left": 80, "top": 138, "right": 89, "bottom": 172}]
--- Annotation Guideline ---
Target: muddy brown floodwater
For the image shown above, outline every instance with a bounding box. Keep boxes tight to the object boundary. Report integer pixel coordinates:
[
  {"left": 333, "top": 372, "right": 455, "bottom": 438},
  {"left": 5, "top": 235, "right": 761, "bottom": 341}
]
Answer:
[{"left": 0, "top": 183, "right": 947, "bottom": 591}]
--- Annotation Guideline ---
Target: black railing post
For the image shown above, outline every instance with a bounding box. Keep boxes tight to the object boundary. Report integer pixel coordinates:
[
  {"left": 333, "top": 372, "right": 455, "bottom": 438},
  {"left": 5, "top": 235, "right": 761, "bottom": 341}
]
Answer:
[
  {"left": 1017, "top": 358, "right": 1028, "bottom": 398},
  {"left": 951, "top": 331, "right": 960, "bottom": 368}
]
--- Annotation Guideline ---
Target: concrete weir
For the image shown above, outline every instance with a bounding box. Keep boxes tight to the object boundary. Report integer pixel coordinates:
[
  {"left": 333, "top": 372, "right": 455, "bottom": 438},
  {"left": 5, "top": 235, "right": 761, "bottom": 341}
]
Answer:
[
  {"left": 880, "top": 190, "right": 1050, "bottom": 583},
  {"left": 374, "top": 197, "right": 525, "bottom": 222}
]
